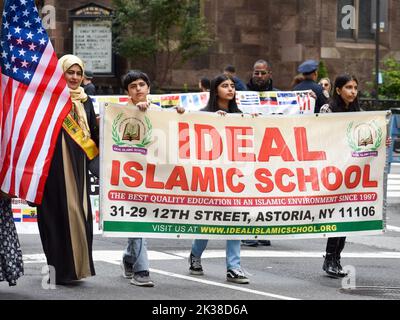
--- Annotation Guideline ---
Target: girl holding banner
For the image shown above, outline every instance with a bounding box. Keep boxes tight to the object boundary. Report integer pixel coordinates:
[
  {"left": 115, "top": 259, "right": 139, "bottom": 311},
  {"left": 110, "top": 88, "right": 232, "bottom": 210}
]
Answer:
[
  {"left": 36, "top": 55, "right": 99, "bottom": 285},
  {"left": 320, "top": 74, "right": 391, "bottom": 278},
  {"left": 188, "top": 74, "right": 250, "bottom": 284}
]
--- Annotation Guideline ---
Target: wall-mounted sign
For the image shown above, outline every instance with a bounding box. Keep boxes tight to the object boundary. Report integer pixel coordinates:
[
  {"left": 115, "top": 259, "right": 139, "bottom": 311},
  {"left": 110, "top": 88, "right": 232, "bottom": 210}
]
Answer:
[
  {"left": 71, "top": 3, "right": 113, "bottom": 75},
  {"left": 73, "top": 20, "right": 112, "bottom": 73}
]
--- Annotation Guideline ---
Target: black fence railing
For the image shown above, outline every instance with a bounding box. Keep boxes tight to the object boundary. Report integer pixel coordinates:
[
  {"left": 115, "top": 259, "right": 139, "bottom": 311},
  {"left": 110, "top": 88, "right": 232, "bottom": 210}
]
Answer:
[{"left": 360, "top": 98, "right": 400, "bottom": 111}]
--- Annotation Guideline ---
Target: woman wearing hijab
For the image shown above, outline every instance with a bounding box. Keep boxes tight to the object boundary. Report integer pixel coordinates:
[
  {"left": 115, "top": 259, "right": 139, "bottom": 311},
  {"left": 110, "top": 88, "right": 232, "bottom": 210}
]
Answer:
[{"left": 36, "top": 54, "right": 99, "bottom": 285}]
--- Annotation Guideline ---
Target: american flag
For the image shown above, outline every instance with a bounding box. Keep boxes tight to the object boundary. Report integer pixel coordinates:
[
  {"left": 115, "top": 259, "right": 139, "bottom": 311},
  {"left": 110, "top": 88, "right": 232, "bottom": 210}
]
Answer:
[{"left": 0, "top": 0, "right": 72, "bottom": 204}]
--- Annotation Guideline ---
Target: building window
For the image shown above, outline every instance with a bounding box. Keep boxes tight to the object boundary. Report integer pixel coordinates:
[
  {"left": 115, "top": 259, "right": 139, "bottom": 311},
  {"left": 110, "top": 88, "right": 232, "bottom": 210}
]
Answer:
[{"left": 337, "top": 0, "right": 374, "bottom": 41}]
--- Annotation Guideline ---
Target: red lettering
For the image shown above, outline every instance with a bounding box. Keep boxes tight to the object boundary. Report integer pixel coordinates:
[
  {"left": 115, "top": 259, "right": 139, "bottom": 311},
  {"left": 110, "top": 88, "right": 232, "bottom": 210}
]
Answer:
[
  {"left": 254, "top": 168, "right": 274, "bottom": 193},
  {"left": 345, "top": 165, "right": 362, "bottom": 189},
  {"left": 165, "top": 166, "right": 189, "bottom": 190},
  {"left": 226, "top": 168, "right": 244, "bottom": 193},
  {"left": 321, "top": 166, "right": 343, "bottom": 191},
  {"left": 195, "top": 124, "right": 223, "bottom": 160},
  {"left": 110, "top": 160, "right": 120, "bottom": 186},
  {"left": 122, "top": 161, "right": 143, "bottom": 187},
  {"left": 191, "top": 167, "right": 215, "bottom": 192},
  {"left": 216, "top": 168, "right": 225, "bottom": 192},
  {"left": 294, "top": 127, "right": 326, "bottom": 161},
  {"left": 297, "top": 168, "right": 320, "bottom": 191},
  {"left": 178, "top": 122, "right": 190, "bottom": 159},
  {"left": 275, "top": 168, "right": 296, "bottom": 192},
  {"left": 225, "top": 126, "right": 256, "bottom": 162},
  {"left": 145, "top": 164, "right": 164, "bottom": 189},
  {"left": 258, "top": 128, "right": 295, "bottom": 162},
  {"left": 362, "top": 165, "right": 378, "bottom": 188}
]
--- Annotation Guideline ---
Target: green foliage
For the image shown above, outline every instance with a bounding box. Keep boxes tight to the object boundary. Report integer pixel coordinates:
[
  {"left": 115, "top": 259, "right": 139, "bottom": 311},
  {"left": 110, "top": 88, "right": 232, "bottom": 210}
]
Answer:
[
  {"left": 379, "top": 58, "right": 400, "bottom": 100},
  {"left": 364, "top": 58, "right": 400, "bottom": 100},
  {"left": 112, "top": 0, "right": 214, "bottom": 88},
  {"left": 317, "top": 60, "right": 329, "bottom": 81}
]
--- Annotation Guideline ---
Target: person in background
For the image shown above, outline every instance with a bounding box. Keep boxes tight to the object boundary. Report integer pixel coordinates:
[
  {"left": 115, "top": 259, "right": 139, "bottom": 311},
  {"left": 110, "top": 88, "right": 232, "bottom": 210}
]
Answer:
[
  {"left": 241, "top": 59, "right": 275, "bottom": 247},
  {"left": 199, "top": 77, "right": 211, "bottom": 92},
  {"left": 246, "top": 59, "right": 277, "bottom": 92},
  {"left": 293, "top": 59, "right": 328, "bottom": 113},
  {"left": 319, "top": 77, "right": 332, "bottom": 99},
  {"left": 36, "top": 55, "right": 99, "bottom": 285},
  {"left": 82, "top": 70, "right": 96, "bottom": 96},
  {"left": 188, "top": 74, "right": 249, "bottom": 285},
  {"left": 223, "top": 65, "right": 247, "bottom": 91},
  {"left": 291, "top": 74, "right": 305, "bottom": 89}
]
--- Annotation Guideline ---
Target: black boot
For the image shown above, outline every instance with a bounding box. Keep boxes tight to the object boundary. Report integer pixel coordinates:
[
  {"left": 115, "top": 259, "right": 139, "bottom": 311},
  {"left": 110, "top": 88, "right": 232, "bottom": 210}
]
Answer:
[
  {"left": 322, "top": 253, "right": 340, "bottom": 277},
  {"left": 335, "top": 255, "right": 348, "bottom": 278}
]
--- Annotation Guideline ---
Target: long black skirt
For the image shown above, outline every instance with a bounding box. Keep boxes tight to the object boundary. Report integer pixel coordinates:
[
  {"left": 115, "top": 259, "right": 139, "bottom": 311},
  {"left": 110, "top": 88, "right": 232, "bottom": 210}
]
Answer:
[{"left": 37, "top": 131, "right": 95, "bottom": 284}]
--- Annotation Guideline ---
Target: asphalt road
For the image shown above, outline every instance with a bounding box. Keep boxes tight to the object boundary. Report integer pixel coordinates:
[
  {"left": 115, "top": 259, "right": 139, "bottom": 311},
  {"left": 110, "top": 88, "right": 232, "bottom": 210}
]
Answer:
[{"left": 1, "top": 165, "right": 399, "bottom": 308}]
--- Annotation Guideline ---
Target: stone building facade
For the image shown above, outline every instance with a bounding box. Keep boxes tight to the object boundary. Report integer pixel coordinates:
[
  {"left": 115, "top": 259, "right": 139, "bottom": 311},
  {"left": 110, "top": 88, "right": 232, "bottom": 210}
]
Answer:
[{"left": 1, "top": 0, "right": 399, "bottom": 93}]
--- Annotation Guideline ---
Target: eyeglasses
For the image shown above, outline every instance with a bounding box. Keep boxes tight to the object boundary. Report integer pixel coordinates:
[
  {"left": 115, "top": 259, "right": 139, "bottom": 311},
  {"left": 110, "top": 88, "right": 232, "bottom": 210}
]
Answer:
[{"left": 253, "top": 70, "right": 271, "bottom": 76}]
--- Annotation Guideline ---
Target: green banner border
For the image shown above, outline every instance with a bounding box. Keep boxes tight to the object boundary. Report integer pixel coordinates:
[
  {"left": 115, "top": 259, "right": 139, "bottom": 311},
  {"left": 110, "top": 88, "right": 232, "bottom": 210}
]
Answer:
[{"left": 103, "top": 220, "right": 383, "bottom": 236}]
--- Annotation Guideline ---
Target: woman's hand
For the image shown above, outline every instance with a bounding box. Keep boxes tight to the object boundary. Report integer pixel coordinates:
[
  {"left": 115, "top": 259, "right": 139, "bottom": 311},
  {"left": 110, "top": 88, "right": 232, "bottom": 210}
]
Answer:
[
  {"left": 216, "top": 110, "right": 227, "bottom": 116},
  {"left": 136, "top": 101, "right": 149, "bottom": 112}
]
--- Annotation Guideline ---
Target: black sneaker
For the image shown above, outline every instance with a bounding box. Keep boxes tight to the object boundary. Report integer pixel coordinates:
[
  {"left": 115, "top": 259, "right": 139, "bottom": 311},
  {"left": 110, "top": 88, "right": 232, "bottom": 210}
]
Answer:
[
  {"left": 258, "top": 240, "right": 271, "bottom": 246},
  {"left": 130, "top": 271, "right": 155, "bottom": 287},
  {"left": 226, "top": 268, "right": 249, "bottom": 284},
  {"left": 188, "top": 253, "right": 204, "bottom": 275},
  {"left": 120, "top": 259, "right": 133, "bottom": 279},
  {"left": 241, "top": 240, "right": 258, "bottom": 247}
]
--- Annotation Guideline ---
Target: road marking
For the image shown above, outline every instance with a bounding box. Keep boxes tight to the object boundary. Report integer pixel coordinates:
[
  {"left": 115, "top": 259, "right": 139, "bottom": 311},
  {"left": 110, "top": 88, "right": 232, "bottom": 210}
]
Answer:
[
  {"left": 23, "top": 249, "right": 400, "bottom": 264},
  {"left": 149, "top": 267, "right": 299, "bottom": 301},
  {"left": 167, "top": 250, "right": 400, "bottom": 259},
  {"left": 387, "top": 225, "right": 400, "bottom": 233},
  {"left": 104, "top": 260, "right": 299, "bottom": 301}
]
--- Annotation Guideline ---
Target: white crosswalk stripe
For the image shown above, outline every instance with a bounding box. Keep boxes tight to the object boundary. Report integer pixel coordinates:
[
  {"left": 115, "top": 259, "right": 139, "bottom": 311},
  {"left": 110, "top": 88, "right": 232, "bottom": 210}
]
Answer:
[{"left": 388, "top": 170, "right": 400, "bottom": 199}]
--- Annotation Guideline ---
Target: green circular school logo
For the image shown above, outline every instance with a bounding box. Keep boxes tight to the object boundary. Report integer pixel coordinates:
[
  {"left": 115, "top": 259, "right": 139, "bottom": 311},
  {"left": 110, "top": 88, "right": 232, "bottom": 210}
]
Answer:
[
  {"left": 112, "top": 113, "right": 153, "bottom": 152},
  {"left": 347, "top": 121, "right": 382, "bottom": 157}
]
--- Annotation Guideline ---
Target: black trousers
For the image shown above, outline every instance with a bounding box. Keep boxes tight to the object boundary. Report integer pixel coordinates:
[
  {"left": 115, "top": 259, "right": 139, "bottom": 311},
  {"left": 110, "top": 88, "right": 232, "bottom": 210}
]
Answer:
[{"left": 325, "top": 237, "right": 346, "bottom": 256}]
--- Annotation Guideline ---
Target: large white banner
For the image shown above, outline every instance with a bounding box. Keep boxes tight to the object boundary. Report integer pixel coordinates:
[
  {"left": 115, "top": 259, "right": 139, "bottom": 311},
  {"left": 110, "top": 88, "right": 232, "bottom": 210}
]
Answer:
[{"left": 101, "top": 104, "right": 389, "bottom": 239}]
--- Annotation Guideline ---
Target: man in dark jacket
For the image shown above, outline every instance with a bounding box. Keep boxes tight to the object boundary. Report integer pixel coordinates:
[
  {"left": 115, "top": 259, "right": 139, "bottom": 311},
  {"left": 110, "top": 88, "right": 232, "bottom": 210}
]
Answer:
[
  {"left": 242, "top": 59, "right": 274, "bottom": 247},
  {"left": 293, "top": 60, "right": 327, "bottom": 113},
  {"left": 246, "top": 60, "right": 277, "bottom": 92}
]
